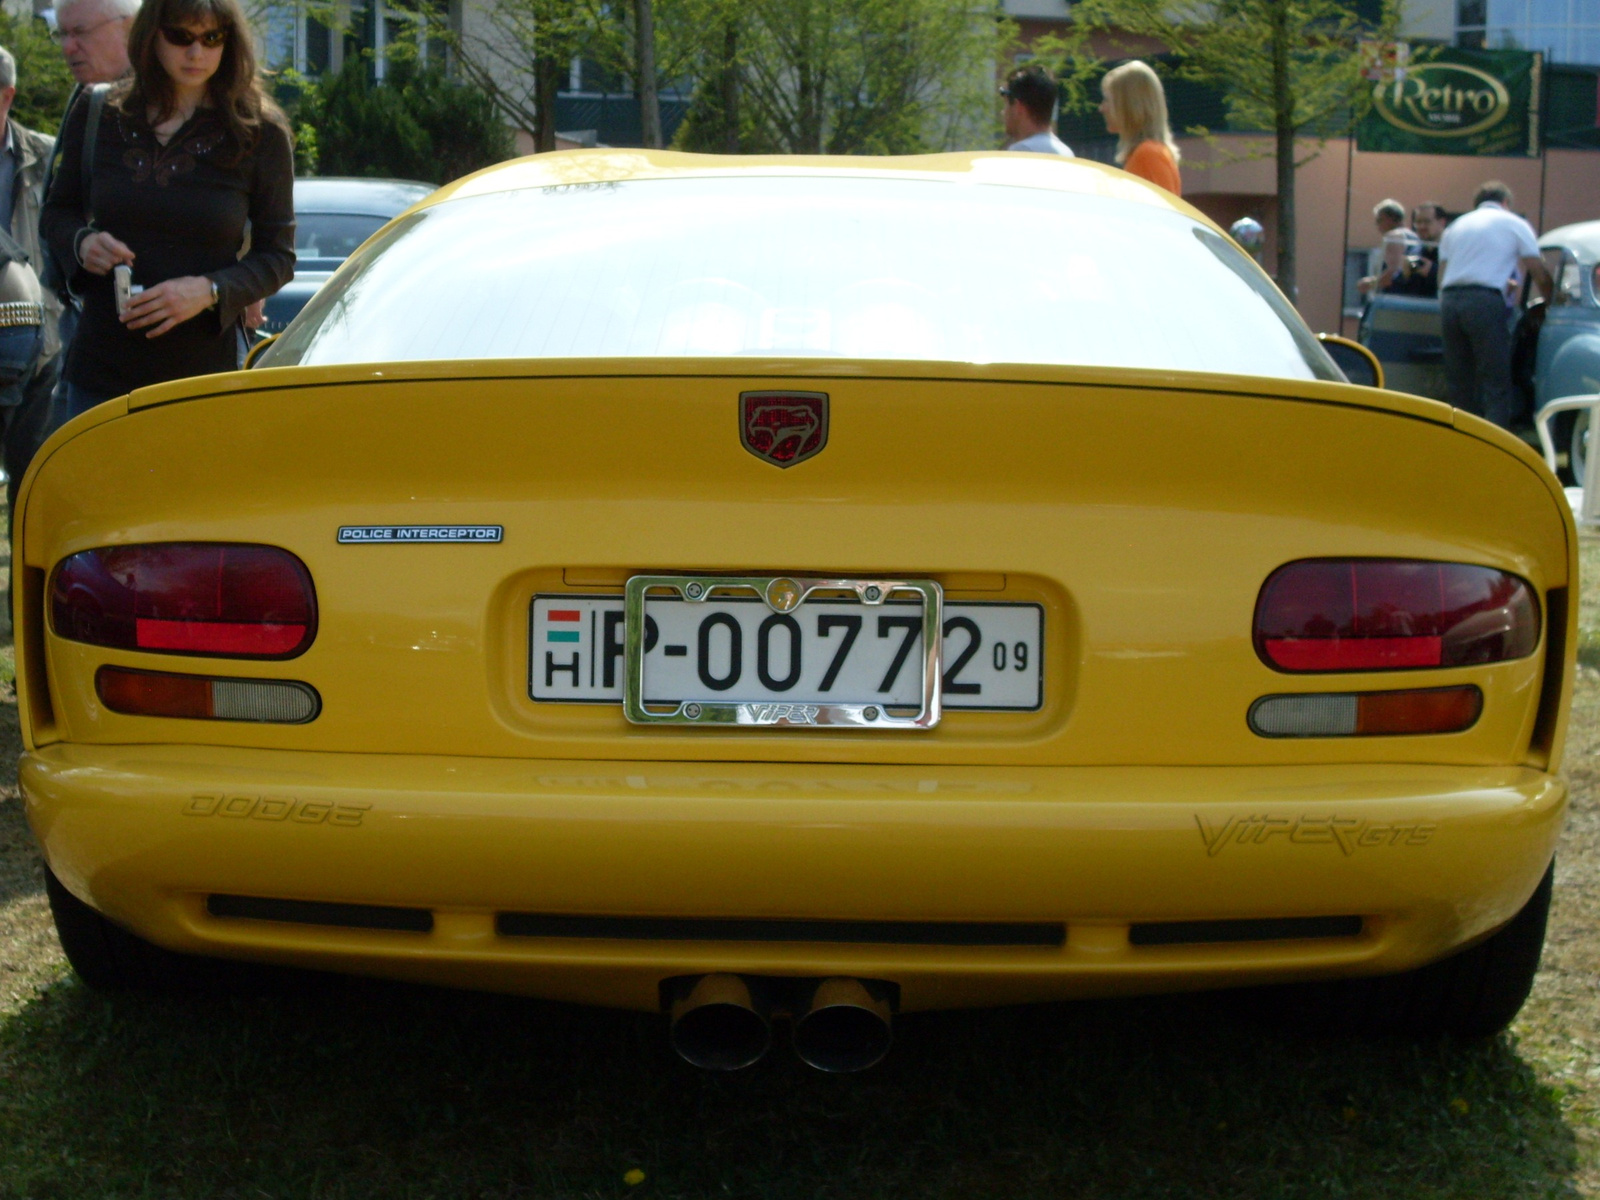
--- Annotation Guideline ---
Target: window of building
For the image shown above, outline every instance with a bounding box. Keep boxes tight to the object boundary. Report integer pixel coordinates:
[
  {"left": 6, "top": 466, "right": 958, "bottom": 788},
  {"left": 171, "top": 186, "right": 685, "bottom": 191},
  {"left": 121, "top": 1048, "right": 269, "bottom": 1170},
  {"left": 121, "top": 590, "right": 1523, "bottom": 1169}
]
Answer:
[
  {"left": 261, "top": 0, "right": 450, "bottom": 79},
  {"left": 261, "top": 3, "right": 336, "bottom": 74},
  {"left": 372, "top": 0, "right": 451, "bottom": 81},
  {"left": 1457, "top": 0, "right": 1600, "bottom": 65}
]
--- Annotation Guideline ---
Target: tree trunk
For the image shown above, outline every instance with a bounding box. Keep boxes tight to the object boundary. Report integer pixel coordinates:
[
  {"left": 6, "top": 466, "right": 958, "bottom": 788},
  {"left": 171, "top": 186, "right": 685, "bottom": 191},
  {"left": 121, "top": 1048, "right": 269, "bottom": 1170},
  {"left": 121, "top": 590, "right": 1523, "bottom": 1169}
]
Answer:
[
  {"left": 796, "top": 32, "right": 821, "bottom": 152},
  {"left": 1271, "top": 0, "right": 1296, "bottom": 302},
  {"left": 535, "top": 53, "right": 561, "bottom": 152},
  {"left": 635, "top": 0, "right": 662, "bottom": 149},
  {"left": 720, "top": 21, "right": 739, "bottom": 153}
]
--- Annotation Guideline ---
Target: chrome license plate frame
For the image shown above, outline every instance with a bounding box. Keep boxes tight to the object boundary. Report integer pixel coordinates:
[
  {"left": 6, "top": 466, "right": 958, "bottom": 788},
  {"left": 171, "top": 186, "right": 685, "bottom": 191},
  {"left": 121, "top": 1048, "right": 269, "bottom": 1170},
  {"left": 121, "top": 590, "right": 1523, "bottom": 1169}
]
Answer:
[{"left": 622, "top": 574, "right": 943, "bottom": 729}]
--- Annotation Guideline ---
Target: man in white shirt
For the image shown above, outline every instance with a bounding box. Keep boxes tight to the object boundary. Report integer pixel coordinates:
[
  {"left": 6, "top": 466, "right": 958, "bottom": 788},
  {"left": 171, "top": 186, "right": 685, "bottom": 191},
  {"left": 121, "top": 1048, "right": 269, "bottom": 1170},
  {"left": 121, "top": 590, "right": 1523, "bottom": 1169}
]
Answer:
[
  {"left": 1001, "top": 66, "right": 1074, "bottom": 157},
  {"left": 1437, "top": 181, "right": 1552, "bottom": 430}
]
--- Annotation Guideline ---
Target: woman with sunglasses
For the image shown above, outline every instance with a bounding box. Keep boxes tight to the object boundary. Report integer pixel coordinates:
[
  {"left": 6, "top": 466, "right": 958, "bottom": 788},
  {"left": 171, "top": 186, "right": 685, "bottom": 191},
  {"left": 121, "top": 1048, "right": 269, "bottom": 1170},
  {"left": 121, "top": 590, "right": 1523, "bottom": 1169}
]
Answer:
[{"left": 40, "top": 0, "right": 292, "bottom": 417}]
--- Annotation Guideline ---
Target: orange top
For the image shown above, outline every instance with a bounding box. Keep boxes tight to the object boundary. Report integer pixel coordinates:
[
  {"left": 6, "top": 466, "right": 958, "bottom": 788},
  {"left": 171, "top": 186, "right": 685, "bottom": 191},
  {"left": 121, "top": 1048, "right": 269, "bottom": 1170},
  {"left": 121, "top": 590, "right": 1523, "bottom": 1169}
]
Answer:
[{"left": 1124, "top": 141, "right": 1182, "bottom": 195}]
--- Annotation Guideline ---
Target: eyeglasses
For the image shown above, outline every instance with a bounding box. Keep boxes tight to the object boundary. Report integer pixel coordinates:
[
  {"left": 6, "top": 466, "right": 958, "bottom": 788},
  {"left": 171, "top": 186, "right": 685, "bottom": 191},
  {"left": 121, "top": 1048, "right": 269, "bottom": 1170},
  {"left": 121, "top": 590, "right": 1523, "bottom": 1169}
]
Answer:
[
  {"left": 159, "top": 25, "right": 227, "bottom": 48},
  {"left": 49, "top": 13, "right": 123, "bottom": 43}
]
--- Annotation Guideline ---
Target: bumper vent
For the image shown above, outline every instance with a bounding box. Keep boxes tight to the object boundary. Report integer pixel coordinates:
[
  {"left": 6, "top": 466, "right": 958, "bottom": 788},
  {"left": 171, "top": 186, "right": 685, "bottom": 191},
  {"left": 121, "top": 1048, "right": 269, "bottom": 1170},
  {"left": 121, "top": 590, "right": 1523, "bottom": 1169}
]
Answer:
[
  {"left": 207, "top": 894, "right": 433, "bottom": 933},
  {"left": 496, "top": 913, "right": 1065, "bottom": 947},
  {"left": 1129, "top": 915, "right": 1363, "bottom": 947}
]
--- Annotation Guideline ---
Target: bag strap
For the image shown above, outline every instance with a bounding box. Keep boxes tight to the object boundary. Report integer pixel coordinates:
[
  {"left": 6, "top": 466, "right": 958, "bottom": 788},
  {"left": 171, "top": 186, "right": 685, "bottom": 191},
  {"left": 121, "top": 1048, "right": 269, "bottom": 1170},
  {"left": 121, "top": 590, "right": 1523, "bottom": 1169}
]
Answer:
[{"left": 80, "top": 83, "right": 109, "bottom": 226}]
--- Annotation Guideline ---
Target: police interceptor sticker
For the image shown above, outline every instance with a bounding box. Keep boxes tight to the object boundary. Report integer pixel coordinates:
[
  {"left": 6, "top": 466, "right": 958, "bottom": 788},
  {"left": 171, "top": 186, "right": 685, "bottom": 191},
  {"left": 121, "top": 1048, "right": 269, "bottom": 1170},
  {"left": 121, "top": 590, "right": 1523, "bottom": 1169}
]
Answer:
[{"left": 338, "top": 526, "right": 503, "bottom": 544}]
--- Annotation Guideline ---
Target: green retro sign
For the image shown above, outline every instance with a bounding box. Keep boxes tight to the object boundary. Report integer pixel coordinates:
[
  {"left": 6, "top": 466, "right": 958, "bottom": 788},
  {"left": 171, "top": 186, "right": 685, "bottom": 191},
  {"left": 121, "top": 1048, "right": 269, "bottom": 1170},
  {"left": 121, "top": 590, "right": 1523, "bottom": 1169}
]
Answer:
[{"left": 1358, "top": 47, "right": 1541, "bottom": 157}]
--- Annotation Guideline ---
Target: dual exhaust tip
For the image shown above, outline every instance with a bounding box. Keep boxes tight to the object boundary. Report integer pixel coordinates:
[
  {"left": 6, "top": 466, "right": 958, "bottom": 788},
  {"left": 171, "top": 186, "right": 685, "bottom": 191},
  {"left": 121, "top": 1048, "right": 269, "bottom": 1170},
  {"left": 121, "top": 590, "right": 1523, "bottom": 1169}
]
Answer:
[{"left": 668, "top": 974, "right": 894, "bottom": 1073}]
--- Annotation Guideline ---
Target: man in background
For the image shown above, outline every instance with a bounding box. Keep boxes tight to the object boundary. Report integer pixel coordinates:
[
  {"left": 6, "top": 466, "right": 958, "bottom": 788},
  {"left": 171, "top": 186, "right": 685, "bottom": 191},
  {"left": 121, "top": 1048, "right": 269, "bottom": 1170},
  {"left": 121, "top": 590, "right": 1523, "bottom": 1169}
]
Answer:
[
  {"left": 41, "top": 0, "right": 136, "bottom": 354},
  {"left": 0, "top": 0, "right": 135, "bottom": 515},
  {"left": 0, "top": 45, "right": 52, "bottom": 557},
  {"left": 0, "top": 46, "right": 58, "bottom": 359},
  {"left": 1001, "top": 66, "right": 1074, "bottom": 157},
  {"left": 1357, "top": 199, "right": 1419, "bottom": 296},
  {"left": 1438, "top": 181, "right": 1552, "bottom": 431},
  {"left": 52, "top": 0, "right": 134, "bottom": 90},
  {"left": 1387, "top": 202, "right": 1446, "bottom": 298}
]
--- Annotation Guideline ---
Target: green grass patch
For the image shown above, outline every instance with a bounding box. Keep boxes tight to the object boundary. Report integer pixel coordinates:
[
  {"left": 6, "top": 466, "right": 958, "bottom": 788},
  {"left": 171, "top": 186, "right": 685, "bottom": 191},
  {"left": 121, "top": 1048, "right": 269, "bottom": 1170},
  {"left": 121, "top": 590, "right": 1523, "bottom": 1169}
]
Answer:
[{"left": 0, "top": 980, "right": 1582, "bottom": 1199}]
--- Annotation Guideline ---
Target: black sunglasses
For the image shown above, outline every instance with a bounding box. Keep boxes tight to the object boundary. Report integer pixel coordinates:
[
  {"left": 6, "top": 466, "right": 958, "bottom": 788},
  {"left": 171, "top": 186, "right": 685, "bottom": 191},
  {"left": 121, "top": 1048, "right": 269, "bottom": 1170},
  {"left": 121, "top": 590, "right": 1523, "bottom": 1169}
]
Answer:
[{"left": 159, "top": 25, "right": 227, "bottom": 48}]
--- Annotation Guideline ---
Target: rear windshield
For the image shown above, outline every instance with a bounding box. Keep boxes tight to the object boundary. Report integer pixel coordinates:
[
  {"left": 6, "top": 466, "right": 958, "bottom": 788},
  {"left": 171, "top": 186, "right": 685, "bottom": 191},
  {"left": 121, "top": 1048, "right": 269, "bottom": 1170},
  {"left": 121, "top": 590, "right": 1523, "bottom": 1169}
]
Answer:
[{"left": 260, "top": 174, "right": 1340, "bottom": 382}]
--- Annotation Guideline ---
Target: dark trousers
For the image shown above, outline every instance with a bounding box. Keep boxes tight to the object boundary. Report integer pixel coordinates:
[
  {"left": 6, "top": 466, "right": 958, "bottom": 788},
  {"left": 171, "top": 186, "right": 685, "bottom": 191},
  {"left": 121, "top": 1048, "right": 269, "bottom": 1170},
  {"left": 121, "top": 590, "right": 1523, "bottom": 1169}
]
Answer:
[{"left": 1441, "top": 285, "right": 1516, "bottom": 429}]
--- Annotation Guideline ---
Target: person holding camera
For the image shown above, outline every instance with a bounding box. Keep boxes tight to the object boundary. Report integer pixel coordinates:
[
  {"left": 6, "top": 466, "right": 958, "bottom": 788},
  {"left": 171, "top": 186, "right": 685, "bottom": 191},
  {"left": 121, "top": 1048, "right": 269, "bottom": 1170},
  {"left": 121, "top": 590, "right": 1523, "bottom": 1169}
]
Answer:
[
  {"left": 41, "top": 0, "right": 293, "bottom": 420},
  {"left": 1386, "top": 202, "right": 1445, "bottom": 299}
]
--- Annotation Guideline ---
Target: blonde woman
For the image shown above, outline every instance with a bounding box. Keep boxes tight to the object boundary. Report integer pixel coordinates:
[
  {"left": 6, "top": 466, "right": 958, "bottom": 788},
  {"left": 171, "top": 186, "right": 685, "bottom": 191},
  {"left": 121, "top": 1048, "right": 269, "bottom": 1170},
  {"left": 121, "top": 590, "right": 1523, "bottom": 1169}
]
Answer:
[{"left": 1099, "top": 60, "right": 1181, "bottom": 195}]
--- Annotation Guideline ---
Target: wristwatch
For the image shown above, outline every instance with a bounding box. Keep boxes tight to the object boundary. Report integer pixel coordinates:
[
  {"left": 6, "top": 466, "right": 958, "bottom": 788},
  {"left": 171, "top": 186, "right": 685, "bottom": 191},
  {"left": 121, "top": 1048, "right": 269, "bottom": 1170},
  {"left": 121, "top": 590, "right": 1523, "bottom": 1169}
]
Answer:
[{"left": 207, "top": 279, "right": 218, "bottom": 309}]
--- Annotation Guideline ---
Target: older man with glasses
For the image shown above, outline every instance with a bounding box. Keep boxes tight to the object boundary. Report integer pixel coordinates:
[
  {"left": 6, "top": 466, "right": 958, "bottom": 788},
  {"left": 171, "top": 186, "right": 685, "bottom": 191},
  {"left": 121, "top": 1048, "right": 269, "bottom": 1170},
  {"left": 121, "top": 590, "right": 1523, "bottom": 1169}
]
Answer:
[
  {"left": 51, "top": 0, "right": 137, "bottom": 87},
  {"left": 0, "top": 0, "right": 137, "bottom": 514},
  {"left": 40, "top": 0, "right": 137, "bottom": 350}
]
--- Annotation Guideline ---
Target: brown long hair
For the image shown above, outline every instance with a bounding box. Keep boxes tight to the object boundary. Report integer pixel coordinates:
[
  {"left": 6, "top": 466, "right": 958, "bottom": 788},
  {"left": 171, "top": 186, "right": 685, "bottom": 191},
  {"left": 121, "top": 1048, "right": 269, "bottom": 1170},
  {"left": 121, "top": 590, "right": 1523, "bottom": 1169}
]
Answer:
[{"left": 115, "top": 0, "right": 284, "bottom": 156}]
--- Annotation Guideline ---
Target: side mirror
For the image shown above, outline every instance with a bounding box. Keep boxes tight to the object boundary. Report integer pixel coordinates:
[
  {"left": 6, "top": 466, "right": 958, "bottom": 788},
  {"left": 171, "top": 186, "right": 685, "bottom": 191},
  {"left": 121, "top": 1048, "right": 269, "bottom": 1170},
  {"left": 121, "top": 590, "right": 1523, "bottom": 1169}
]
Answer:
[
  {"left": 1317, "top": 333, "right": 1384, "bottom": 390},
  {"left": 243, "top": 333, "right": 277, "bottom": 370}
]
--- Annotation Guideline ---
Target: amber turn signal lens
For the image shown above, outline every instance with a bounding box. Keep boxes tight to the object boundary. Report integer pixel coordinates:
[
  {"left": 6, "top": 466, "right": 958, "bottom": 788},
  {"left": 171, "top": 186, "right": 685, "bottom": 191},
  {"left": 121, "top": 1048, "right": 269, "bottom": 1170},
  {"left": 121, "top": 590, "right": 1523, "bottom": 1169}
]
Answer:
[
  {"left": 97, "top": 667, "right": 320, "bottom": 723},
  {"left": 1249, "top": 686, "right": 1481, "bottom": 738},
  {"left": 1355, "top": 686, "right": 1482, "bottom": 735}
]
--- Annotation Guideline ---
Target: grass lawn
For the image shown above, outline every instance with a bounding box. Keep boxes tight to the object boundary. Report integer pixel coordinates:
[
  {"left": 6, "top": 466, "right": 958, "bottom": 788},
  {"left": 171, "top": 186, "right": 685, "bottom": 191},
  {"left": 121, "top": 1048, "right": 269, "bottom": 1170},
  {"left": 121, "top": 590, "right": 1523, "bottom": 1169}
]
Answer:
[{"left": 0, "top": 535, "right": 1596, "bottom": 1198}]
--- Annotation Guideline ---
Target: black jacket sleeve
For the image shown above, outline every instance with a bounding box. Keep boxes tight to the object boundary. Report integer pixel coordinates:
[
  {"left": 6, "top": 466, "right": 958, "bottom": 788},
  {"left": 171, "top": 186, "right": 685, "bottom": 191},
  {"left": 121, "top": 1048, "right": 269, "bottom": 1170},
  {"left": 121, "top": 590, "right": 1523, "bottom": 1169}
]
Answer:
[
  {"left": 39, "top": 92, "right": 90, "bottom": 294},
  {"left": 208, "top": 119, "right": 295, "bottom": 329}
]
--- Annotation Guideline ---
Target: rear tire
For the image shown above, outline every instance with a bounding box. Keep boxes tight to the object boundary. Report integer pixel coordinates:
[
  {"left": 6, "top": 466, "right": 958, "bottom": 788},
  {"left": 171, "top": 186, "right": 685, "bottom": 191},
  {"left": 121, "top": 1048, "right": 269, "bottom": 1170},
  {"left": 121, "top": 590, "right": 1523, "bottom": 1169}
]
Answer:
[
  {"left": 44, "top": 863, "right": 238, "bottom": 992},
  {"left": 1295, "top": 861, "right": 1553, "bottom": 1039}
]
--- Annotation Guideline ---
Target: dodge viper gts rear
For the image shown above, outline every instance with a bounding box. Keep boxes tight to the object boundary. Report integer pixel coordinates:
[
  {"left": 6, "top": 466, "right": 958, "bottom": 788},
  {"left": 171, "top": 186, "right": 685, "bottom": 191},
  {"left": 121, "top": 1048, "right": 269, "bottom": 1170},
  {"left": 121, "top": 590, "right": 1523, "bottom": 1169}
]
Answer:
[{"left": 17, "top": 152, "right": 1575, "bottom": 1070}]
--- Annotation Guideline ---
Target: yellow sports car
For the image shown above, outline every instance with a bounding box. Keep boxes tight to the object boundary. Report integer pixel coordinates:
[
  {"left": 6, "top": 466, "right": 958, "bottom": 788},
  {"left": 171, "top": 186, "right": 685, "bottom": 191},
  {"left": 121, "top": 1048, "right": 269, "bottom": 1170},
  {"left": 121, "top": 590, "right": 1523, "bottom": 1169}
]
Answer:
[{"left": 18, "top": 151, "right": 1575, "bottom": 1073}]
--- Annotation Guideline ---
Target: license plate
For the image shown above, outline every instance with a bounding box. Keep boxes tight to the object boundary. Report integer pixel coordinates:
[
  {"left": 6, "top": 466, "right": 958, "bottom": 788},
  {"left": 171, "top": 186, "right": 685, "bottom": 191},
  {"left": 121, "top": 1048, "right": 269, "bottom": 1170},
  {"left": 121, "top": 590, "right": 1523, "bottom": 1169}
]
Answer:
[{"left": 529, "top": 579, "right": 1042, "bottom": 726}]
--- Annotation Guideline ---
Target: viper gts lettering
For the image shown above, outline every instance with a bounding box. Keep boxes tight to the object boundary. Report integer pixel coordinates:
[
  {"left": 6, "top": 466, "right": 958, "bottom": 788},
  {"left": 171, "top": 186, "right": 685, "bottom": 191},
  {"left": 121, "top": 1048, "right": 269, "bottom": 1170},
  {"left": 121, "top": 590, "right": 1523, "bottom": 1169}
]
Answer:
[{"left": 1196, "top": 814, "right": 1436, "bottom": 857}]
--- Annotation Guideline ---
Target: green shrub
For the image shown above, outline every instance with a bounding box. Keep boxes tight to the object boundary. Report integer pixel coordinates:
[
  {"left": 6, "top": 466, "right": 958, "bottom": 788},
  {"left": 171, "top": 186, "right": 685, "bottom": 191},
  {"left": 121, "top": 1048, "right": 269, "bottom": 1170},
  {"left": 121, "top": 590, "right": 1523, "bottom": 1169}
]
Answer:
[
  {"left": 285, "top": 59, "right": 511, "bottom": 185},
  {"left": 0, "top": 10, "right": 74, "bottom": 136}
]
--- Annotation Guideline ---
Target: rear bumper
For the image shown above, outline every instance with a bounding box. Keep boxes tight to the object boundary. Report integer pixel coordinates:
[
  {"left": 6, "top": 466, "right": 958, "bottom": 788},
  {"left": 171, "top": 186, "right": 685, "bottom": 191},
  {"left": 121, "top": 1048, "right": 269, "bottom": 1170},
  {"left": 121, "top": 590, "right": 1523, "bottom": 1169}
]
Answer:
[{"left": 23, "top": 746, "right": 1565, "bottom": 1011}]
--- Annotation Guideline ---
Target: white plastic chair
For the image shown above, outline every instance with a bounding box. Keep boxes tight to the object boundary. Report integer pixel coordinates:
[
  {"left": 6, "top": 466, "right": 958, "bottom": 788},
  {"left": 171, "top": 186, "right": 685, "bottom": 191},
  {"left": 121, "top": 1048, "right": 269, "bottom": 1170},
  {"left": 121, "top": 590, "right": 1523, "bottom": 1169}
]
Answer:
[{"left": 1535, "top": 393, "right": 1598, "bottom": 526}]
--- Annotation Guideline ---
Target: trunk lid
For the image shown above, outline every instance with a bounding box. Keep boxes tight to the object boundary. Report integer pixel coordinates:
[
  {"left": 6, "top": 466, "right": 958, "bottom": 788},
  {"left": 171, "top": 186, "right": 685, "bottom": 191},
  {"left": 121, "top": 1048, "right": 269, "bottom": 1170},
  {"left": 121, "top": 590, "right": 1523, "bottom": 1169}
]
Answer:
[{"left": 20, "top": 361, "right": 1570, "bottom": 768}]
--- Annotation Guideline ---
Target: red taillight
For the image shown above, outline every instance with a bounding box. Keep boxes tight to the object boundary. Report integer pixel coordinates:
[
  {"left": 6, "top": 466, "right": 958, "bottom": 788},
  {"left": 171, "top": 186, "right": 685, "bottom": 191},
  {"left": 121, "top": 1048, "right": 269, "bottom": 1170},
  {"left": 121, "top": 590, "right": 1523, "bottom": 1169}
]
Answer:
[
  {"left": 51, "top": 544, "right": 315, "bottom": 659},
  {"left": 1255, "top": 559, "right": 1538, "bottom": 672}
]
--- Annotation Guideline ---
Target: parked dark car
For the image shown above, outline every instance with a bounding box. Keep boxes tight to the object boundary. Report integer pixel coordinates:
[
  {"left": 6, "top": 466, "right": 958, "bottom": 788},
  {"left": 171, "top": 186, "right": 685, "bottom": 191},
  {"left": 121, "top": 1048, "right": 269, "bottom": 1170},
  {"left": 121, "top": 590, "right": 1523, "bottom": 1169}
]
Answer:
[
  {"left": 1359, "top": 217, "right": 1599, "bottom": 482},
  {"left": 263, "top": 178, "right": 435, "bottom": 335}
]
